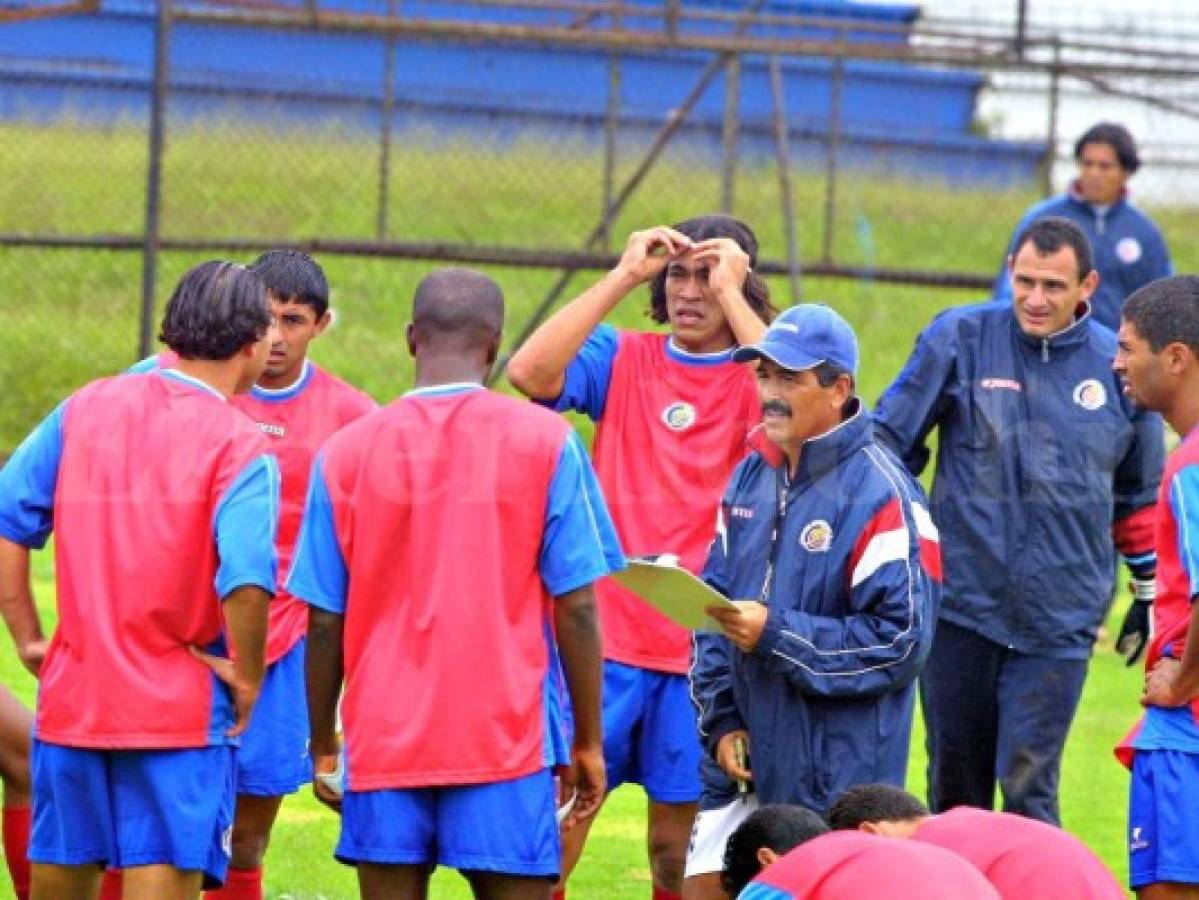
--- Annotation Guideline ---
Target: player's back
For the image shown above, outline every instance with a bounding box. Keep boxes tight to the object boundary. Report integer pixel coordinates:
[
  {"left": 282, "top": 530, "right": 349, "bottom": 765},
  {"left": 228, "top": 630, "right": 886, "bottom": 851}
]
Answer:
[
  {"left": 741, "top": 831, "right": 999, "bottom": 899},
  {"left": 913, "top": 807, "right": 1124, "bottom": 899},
  {"left": 40, "top": 370, "right": 272, "bottom": 749},
  {"left": 315, "top": 386, "right": 579, "bottom": 788}
]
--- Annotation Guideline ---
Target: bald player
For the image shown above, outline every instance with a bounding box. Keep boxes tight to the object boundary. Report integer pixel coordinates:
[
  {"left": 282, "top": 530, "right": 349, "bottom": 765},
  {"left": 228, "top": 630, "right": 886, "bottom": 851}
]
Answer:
[{"left": 290, "top": 268, "right": 624, "bottom": 899}]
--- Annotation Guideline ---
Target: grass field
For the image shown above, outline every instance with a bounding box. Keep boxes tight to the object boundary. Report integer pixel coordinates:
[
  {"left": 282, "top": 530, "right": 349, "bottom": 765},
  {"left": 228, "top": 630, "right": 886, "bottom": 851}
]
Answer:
[{"left": 1, "top": 119, "right": 1194, "bottom": 897}]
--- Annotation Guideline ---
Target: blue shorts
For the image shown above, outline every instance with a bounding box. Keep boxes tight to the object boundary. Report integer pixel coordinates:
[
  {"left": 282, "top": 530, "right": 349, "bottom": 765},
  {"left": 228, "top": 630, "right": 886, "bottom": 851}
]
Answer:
[
  {"left": 602, "top": 660, "right": 702, "bottom": 803},
  {"left": 29, "top": 740, "right": 236, "bottom": 887},
  {"left": 238, "top": 638, "right": 312, "bottom": 796},
  {"left": 1129, "top": 748, "right": 1199, "bottom": 888},
  {"left": 336, "top": 768, "right": 559, "bottom": 878}
]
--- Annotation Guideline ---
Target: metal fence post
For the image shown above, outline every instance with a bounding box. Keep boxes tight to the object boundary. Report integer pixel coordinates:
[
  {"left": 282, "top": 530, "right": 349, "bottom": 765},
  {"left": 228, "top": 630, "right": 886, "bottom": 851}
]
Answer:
[
  {"left": 720, "top": 53, "right": 740, "bottom": 214},
  {"left": 1043, "top": 37, "right": 1061, "bottom": 199},
  {"left": 138, "top": 0, "right": 171, "bottom": 359},
  {"left": 768, "top": 55, "right": 802, "bottom": 302},
  {"left": 821, "top": 39, "right": 844, "bottom": 264},
  {"left": 376, "top": 0, "right": 399, "bottom": 240},
  {"left": 600, "top": 0, "right": 622, "bottom": 250}
]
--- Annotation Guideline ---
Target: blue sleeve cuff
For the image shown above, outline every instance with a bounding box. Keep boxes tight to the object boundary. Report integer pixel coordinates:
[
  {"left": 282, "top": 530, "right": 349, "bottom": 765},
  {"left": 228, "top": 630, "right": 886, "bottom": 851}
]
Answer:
[
  {"left": 544, "top": 324, "right": 619, "bottom": 421},
  {"left": 286, "top": 457, "right": 349, "bottom": 614},
  {"left": 0, "top": 400, "right": 68, "bottom": 549},
  {"left": 213, "top": 455, "right": 280, "bottom": 600}
]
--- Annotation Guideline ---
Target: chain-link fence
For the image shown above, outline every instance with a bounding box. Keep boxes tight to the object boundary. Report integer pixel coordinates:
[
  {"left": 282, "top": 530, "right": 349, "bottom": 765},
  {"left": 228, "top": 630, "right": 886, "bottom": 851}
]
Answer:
[{"left": 2, "top": 0, "right": 1197, "bottom": 453}]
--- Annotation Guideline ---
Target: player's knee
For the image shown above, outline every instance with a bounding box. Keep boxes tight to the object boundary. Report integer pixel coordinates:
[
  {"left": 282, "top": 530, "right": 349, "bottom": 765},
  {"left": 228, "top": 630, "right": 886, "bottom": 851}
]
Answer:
[{"left": 229, "top": 827, "right": 271, "bottom": 869}]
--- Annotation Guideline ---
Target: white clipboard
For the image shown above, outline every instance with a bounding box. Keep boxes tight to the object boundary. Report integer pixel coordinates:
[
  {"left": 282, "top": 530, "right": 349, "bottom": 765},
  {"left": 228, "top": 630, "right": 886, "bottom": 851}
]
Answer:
[{"left": 611, "top": 555, "right": 737, "bottom": 630}]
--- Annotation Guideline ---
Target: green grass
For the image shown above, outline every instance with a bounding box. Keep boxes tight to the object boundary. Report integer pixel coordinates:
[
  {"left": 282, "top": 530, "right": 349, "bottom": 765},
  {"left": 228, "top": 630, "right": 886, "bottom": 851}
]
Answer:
[{"left": 1, "top": 117, "right": 1190, "bottom": 897}]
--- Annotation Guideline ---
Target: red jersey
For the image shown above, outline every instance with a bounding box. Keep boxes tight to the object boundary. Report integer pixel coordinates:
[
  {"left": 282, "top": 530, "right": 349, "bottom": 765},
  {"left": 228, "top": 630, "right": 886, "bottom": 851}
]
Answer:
[
  {"left": 744, "top": 831, "right": 999, "bottom": 899},
  {"left": 231, "top": 363, "right": 375, "bottom": 662},
  {"left": 287, "top": 385, "right": 623, "bottom": 789},
  {"left": 552, "top": 326, "right": 760, "bottom": 673},
  {"left": 0, "top": 371, "right": 279, "bottom": 748},
  {"left": 913, "top": 807, "right": 1124, "bottom": 899}
]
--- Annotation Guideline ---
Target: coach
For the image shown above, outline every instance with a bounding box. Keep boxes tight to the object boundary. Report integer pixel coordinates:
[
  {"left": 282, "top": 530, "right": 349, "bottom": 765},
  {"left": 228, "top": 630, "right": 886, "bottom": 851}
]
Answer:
[
  {"left": 992, "top": 123, "right": 1172, "bottom": 332},
  {"left": 875, "top": 216, "right": 1163, "bottom": 824}
]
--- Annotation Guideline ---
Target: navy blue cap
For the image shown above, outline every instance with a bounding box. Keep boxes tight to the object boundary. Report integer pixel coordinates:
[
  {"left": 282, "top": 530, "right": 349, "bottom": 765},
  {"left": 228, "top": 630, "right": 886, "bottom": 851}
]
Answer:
[{"left": 733, "top": 303, "right": 859, "bottom": 375}]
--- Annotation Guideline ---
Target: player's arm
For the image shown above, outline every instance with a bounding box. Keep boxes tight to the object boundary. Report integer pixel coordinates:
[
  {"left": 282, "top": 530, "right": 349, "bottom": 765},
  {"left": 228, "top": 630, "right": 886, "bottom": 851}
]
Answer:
[
  {"left": 1112, "top": 408, "right": 1164, "bottom": 665},
  {"left": 195, "top": 453, "right": 280, "bottom": 737},
  {"left": 1145, "top": 465, "right": 1199, "bottom": 707},
  {"left": 689, "top": 236, "right": 767, "bottom": 346},
  {"left": 540, "top": 432, "right": 625, "bottom": 827},
  {"left": 507, "top": 226, "right": 693, "bottom": 400},
  {"left": 872, "top": 312, "right": 960, "bottom": 477},
  {"left": 285, "top": 455, "right": 350, "bottom": 810},
  {"left": 0, "top": 400, "right": 68, "bottom": 677}
]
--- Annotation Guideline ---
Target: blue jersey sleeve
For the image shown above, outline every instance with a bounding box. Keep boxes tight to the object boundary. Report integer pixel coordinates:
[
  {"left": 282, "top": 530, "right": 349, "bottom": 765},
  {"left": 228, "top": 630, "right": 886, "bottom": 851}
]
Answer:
[
  {"left": 0, "top": 400, "right": 68, "bottom": 549},
  {"left": 539, "top": 431, "right": 625, "bottom": 597},
  {"left": 544, "top": 324, "right": 620, "bottom": 421},
  {"left": 286, "top": 456, "right": 349, "bottom": 614},
  {"left": 213, "top": 455, "right": 280, "bottom": 599},
  {"left": 126, "top": 356, "right": 162, "bottom": 374},
  {"left": 1170, "top": 464, "right": 1199, "bottom": 601}
]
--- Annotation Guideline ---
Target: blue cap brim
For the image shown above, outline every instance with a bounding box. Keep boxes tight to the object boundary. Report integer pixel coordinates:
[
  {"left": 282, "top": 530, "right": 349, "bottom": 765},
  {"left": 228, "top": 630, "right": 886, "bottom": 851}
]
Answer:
[{"left": 732, "top": 340, "right": 825, "bottom": 372}]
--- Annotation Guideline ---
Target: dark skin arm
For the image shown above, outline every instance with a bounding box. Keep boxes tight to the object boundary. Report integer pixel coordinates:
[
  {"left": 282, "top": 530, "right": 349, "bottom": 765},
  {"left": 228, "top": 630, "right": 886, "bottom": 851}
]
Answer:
[
  {"left": 554, "top": 584, "right": 605, "bottom": 830},
  {"left": 1144, "top": 601, "right": 1199, "bottom": 707},
  {"left": 191, "top": 584, "right": 269, "bottom": 738},
  {"left": 306, "top": 606, "right": 345, "bottom": 812},
  {"left": 0, "top": 539, "right": 49, "bottom": 678}
]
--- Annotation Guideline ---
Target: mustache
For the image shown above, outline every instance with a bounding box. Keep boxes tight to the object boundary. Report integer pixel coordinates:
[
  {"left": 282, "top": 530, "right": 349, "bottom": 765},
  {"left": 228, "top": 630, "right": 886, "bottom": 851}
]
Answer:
[{"left": 762, "top": 401, "right": 793, "bottom": 418}]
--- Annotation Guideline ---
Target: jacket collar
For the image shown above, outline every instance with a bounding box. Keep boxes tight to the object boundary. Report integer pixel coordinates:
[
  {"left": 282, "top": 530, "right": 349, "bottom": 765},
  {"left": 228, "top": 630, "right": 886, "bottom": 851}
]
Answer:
[
  {"left": 747, "top": 398, "right": 870, "bottom": 484},
  {"left": 1067, "top": 179, "right": 1128, "bottom": 214},
  {"left": 1011, "top": 301, "right": 1093, "bottom": 355}
]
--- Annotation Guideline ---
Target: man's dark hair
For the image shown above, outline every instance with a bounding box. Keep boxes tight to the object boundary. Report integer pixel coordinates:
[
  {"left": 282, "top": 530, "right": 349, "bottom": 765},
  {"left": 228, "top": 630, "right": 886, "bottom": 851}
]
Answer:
[
  {"left": 721, "top": 805, "right": 829, "bottom": 897},
  {"left": 649, "top": 214, "right": 776, "bottom": 326},
  {"left": 411, "top": 267, "right": 505, "bottom": 348},
  {"left": 827, "top": 784, "right": 930, "bottom": 831},
  {"left": 159, "top": 261, "right": 271, "bottom": 360},
  {"left": 1074, "top": 122, "right": 1140, "bottom": 174},
  {"left": 812, "top": 361, "right": 857, "bottom": 419},
  {"left": 248, "top": 249, "right": 330, "bottom": 318},
  {"left": 1011, "top": 216, "right": 1094, "bottom": 282},
  {"left": 1122, "top": 276, "right": 1199, "bottom": 357}
]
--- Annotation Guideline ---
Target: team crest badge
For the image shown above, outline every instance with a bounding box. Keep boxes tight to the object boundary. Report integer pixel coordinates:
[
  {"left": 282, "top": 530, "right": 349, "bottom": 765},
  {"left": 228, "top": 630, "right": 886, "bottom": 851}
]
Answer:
[
  {"left": 1072, "top": 379, "right": 1106, "bottom": 411},
  {"left": 800, "top": 520, "right": 833, "bottom": 552},
  {"left": 661, "top": 401, "right": 697, "bottom": 432},
  {"left": 1116, "top": 237, "right": 1143, "bottom": 264}
]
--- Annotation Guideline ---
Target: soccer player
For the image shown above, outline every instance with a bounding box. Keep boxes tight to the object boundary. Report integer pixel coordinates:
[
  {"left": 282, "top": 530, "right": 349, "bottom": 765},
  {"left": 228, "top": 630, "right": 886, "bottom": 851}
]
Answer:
[
  {"left": 827, "top": 783, "right": 1125, "bottom": 899},
  {"left": 875, "top": 216, "right": 1163, "bottom": 824},
  {"left": 130, "top": 250, "right": 376, "bottom": 900},
  {"left": 290, "top": 268, "right": 624, "bottom": 900},
  {"left": 728, "top": 823, "right": 998, "bottom": 899},
  {"left": 688, "top": 304, "right": 940, "bottom": 896},
  {"left": 507, "top": 215, "right": 774, "bottom": 900},
  {"left": 1113, "top": 275, "right": 1199, "bottom": 899},
  {"left": 0, "top": 261, "right": 280, "bottom": 899}
]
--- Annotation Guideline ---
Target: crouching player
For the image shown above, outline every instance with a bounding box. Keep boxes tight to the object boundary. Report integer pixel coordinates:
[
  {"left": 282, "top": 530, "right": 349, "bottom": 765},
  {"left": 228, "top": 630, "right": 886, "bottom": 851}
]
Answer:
[
  {"left": 0, "top": 261, "right": 280, "bottom": 898},
  {"left": 289, "top": 268, "right": 625, "bottom": 899}
]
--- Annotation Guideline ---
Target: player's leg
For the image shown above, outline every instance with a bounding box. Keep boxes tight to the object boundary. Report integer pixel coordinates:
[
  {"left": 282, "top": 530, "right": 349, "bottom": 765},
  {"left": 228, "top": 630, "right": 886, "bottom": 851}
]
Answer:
[
  {"left": 337, "top": 788, "right": 436, "bottom": 900},
  {"left": 207, "top": 640, "right": 311, "bottom": 900},
  {"left": 920, "top": 620, "right": 1003, "bottom": 812},
  {"left": 640, "top": 670, "right": 703, "bottom": 899},
  {"left": 121, "top": 864, "right": 204, "bottom": 899},
  {"left": 994, "top": 652, "right": 1087, "bottom": 824},
  {"left": 441, "top": 770, "right": 560, "bottom": 900},
  {"left": 681, "top": 794, "right": 758, "bottom": 900},
  {"left": 1130, "top": 749, "right": 1199, "bottom": 900},
  {"left": 27, "top": 741, "right": 114, "bottom": 900},
  {"left": 0, "top": 687, "right": 33, "bottom": 900},
  {"left": 356, "top": 863, "right": 432, "bottom": 900},
  {"left": 554, "top": 661, "right": 642, "bottom": 896}
]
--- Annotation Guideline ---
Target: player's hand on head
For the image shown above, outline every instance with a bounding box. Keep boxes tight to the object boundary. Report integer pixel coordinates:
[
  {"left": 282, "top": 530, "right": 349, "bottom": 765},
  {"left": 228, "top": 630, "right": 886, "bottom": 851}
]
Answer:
[
  {"left": 560, "top": 743, "right": 606, "bottom": 831},
  {"left": 617, "top": 226, "right": 693, "bottom": 285},
  {"left": 689, "top": 237, "right": 750, "bottom": 301},
  {"left": 189, "top": 645, "right": 260, "bottom": 737},
  {"left": 715, "top": 729, "right": 752, "bottom": 783},
  {"left": 17, "top": 637, "right": 49, "bottom": 678}
]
